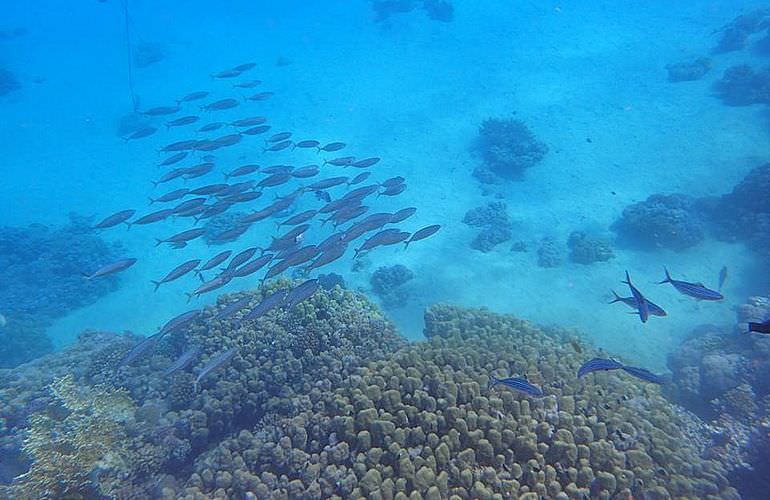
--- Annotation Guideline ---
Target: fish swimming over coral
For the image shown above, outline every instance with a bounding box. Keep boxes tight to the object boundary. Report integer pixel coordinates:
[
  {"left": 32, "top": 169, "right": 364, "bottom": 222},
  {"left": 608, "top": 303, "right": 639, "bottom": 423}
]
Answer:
[
  {"left": 578, "top": 357, "right": 666, "bottom": 385},
  {"left": 488, "top": 376, "right": 544, "bottom": 397},
  {"left": 747, "top": 320, "right": 770, "bottom": 334},
  {"left": 194, "top": 347, "right": 238, "bottom": 392},
  {"left": 577, "top": 358, "right": 624, "bottom": 378},
  {"left": 658, "top": 267, "right": 724, "bottom": 300}
]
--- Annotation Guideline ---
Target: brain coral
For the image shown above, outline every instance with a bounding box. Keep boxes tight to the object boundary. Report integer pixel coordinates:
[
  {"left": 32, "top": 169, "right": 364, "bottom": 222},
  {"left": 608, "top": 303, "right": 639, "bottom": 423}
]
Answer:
[{"left": 174, "top": 304, "right": 737, "bottom": 499}]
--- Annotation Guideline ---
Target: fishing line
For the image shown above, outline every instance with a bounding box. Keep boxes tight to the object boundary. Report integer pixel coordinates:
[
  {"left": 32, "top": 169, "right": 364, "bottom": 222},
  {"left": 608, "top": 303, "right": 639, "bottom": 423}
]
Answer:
[{"left": 120, "top": 0, "right": 139, "bottom": 111}]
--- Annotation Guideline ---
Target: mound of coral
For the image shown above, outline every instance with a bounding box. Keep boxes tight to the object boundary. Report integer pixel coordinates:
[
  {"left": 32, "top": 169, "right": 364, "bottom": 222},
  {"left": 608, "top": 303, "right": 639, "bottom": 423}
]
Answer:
[
  {"left": 0, "top": 213, "right": 124, "bottom": 367},
  {"left": 473, "top": 118, "right": 548, "bottom": 183},
  {"left": 612, "top": 193, "right": 705, "bottom": 250},
  {"left": 0, "top": 285, "right": 740, "bottom": 499},
  {"left": 462, "top": 201, "right": 512, "bottom": 252},
  {"left": 666, "top": 296, "right": 770, "bottom": 499},
  {"left": 567, "top": 231, "right": 614, "bottom": 265},
  {"left": 370, "top": 264, "right": 414, "bottom": 309},
  {"left": 700, "top": 162, "right": 770, "bottom": 261}
]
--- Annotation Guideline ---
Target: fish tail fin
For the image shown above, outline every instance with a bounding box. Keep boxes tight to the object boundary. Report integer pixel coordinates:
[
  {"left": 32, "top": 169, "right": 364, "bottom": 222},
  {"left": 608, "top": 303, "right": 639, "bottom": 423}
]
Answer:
[
  {"left": 148, "top": 197, "right": 155, "bottom": 205},
  {"left": 185, "top": 292, "right": 194, "bottom": 303},
  {"left": 621, "top": 270, "right": 632, "bottom": 286},
  {"left": 125, "top": 222, "right": 132, "bottom": 231},
  {"left": 151, "top": 281, "right": 161, "bottom": 292},
  {"left": 658, "top": 267, "right": 672, "bottom": 284},
  {"left": 81, "top": 272, "right": 91, "bottom": 280},
  {"left": 403, "top": 240, "right": 410, "bottom": 250},
  {"left": 165, "top": 124, "right": 171, "bottom": 130},
  {"left": 608, "top": 290, "right": 622, "bottom": 303},
  {"left": 154, "top": 239, "right": 163, "bottom": 247},
  {"left": 291, "top": 143, "right": 297, "bottom": 150}
]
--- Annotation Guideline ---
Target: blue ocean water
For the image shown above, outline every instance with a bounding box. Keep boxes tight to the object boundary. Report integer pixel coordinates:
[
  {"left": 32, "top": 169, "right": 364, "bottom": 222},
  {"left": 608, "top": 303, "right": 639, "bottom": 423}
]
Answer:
[{"left": 1, "top": 1, "right": 770, "bottom": 498}]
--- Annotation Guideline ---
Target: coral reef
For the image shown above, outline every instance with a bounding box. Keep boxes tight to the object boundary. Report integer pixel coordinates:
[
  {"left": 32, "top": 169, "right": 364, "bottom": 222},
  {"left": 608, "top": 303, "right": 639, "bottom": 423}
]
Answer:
[
  {"left": 318, "top": 272, "right": 346, "bottom": 290},
  {"left": 666, "top": 58, "right": 711, "bottom": 82},
  {"left": 712, "top": 9, "right": 770, "bottom": 53},
  {"left": 177, "top": 304, "right": 737, "bottom": 498},
  {"left": 713, "top": 65, "right": 770, "bottom": 106},
  {"left": 0, "top": 67, "right": 20, "bottom": 97},
  {"left": 473, "top": 118, "right": 548, "bottom": 182},
  {"left": 537, "top": 237, "right": 562, "bottom": 268},
  {"left": 666, "top": 296, "right": 770, "bottom": 498},
  {"left": 567, "top": 231, "right": 614, "bottom": 265},
  {"left": 701, "top": 162, "right": 770, "bottom": 260},
  {"left": 612, "top": 193, "right": 705, "bottom": 250},
  {"left": 370, "top": 265, "right": 414, "bottom": 308},
  {"left": 0, "top": 213, "right": 124, "bottom": 367},
  {"left": 0, "top": 289, "right": 744, "bottom": 498},
  {"left": 462, "top": 201, "right": 512, "bottom": 252},
  {"left": 0, "top": 317, "right": 52, "bottom": 370}
]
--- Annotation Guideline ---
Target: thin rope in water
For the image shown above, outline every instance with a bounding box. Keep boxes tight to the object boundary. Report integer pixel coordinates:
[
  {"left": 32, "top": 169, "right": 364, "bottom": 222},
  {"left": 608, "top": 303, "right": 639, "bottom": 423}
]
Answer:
[{"left": 121, "top": 0, "right": 138, "bottom": 112}]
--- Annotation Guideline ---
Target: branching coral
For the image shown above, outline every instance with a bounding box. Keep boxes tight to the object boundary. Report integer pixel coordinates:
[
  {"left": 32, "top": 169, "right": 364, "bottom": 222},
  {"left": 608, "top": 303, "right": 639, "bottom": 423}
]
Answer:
[{"left": 5, "top": 374, "right": 135, "bottom": 499}]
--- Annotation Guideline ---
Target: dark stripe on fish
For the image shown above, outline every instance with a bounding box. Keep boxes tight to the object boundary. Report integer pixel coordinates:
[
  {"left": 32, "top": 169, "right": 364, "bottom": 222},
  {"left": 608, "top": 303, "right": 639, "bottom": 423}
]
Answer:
[
  {"left": 658, "top": 267, "right": 724, "bottom": 301},
  {"left": 489, "top": 377, "right": 543, "bottom": 397},
  {"left": 577, "top": 358, "right": 623, "bottom": 378}
]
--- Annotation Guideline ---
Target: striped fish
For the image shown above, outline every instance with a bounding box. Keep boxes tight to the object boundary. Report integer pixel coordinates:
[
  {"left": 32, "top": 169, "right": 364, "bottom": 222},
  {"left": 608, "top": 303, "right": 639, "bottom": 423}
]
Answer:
[
  {"left": 577, "top": 358, "right": 624, "bottom": 378},
  {"left": 488, "top": 376, "right": 543, "bottom": 397},
  {"left": 608, "top": 290, "right": 667, "bottom": 317},
  {"left": 658, "top": 267, "right": 723, "bottom": 301}
]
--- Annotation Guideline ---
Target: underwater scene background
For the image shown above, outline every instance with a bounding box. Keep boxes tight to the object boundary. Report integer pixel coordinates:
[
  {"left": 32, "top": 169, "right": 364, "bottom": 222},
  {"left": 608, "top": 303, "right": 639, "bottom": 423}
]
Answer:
[{"left": 1, "top": 0, "right": 770, "bottom": 498}]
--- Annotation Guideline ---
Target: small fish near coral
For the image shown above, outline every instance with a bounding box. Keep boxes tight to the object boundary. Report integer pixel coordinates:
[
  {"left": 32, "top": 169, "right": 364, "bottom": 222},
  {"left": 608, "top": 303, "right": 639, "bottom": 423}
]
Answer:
[{"left": 488, "top": 376, "right": 544, "bottom": 397}]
